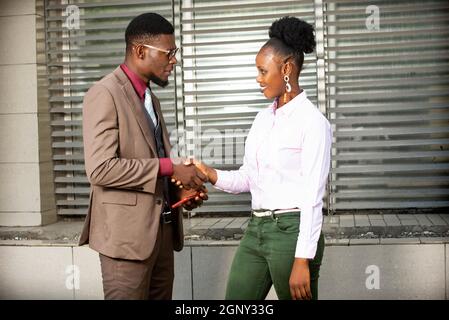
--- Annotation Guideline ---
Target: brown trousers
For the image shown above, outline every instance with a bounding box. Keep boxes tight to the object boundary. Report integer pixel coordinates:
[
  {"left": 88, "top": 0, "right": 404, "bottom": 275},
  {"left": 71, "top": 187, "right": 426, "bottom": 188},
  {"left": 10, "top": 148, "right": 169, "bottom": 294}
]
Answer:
[{"left": 99, "top": 222, "right": 174, "bottom": 300}]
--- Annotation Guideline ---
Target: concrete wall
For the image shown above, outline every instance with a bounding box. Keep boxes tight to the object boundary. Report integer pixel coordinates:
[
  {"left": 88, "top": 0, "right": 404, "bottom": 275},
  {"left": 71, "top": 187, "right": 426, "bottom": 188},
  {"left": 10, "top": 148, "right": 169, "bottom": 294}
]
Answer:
[
  {"left": 0, "top": 0, "right": 56, "bottom": 226},
  {"left": 0, "top": 242, "right": 447, "bottom": 300}
]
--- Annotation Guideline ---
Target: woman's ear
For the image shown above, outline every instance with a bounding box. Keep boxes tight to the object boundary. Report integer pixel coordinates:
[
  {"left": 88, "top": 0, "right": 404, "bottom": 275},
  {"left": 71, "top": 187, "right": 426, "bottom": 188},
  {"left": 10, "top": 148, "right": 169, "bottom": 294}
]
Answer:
[{"left": 282, "top": 61, "right": 292, "bottom": 76}]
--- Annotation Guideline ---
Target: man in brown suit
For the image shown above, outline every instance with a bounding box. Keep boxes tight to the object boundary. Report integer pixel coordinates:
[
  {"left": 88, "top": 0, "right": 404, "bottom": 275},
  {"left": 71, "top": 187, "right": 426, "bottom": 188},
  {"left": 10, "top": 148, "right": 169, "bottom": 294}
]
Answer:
[{"left": 79, "top": 12, "right": 208, "bottom": 300}]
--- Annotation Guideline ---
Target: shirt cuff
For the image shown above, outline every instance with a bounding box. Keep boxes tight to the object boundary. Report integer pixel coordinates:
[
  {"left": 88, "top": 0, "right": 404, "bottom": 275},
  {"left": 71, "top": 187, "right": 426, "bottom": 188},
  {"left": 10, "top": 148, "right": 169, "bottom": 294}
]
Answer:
[
  {"left": 158, "top": 158, "right": 174, "bottom": 177},
  {"left": 295, "top": 240, "right": 318, "bottom": 259},
  {"left": 213, "top": 170, "right": 231, "bottom": 191}
]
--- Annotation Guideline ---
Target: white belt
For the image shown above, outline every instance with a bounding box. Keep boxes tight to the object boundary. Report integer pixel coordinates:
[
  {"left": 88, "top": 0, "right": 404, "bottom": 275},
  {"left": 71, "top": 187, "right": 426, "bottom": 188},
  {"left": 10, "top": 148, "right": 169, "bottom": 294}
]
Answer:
[{"left": 251, "top": 208, "right": 300, "bottom": 217}]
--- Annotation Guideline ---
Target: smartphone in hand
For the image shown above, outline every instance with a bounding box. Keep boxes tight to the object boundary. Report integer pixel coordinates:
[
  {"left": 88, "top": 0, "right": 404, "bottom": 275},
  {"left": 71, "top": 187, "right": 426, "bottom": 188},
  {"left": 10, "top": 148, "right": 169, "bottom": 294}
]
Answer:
[{"left": 171, "top": 193, "right": 200, "bottom": 209}]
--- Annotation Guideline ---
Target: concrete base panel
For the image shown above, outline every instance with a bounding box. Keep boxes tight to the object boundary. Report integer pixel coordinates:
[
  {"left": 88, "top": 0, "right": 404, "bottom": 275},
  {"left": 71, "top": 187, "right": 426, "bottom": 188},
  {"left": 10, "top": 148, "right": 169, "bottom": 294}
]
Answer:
[
  {"left": 0, "top": 246, "right": 73, "bottom": 299},
  {"left": 0, "top": 243, "right": 447, "bottom": 300}
]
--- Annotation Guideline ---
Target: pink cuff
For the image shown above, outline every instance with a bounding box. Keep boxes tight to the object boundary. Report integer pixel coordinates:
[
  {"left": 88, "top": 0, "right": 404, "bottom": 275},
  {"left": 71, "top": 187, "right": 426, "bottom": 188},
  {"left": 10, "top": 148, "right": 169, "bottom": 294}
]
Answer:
[{"left": 158, "top": 158, "right": 174, "bottom": 177}]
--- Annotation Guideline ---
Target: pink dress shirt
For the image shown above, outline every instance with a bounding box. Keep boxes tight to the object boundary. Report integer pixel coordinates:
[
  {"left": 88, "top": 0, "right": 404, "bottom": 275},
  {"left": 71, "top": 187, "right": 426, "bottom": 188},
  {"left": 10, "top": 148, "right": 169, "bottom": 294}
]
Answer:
[
  {"left": 214, "top": 91, "right": 332, "bottom": 259},
  {"left": 120, "top": 63, "right": 173, "bottom": 177}
]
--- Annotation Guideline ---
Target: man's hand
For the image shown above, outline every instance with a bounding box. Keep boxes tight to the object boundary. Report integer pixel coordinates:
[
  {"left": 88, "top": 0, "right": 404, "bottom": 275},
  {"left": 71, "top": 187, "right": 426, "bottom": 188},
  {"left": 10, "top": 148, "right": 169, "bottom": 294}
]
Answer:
[
  {"left": 289, "top": 258, "right": 312, "bottom": 300},
  {"left": 177, "top": 186, "right": 208, "bottom": 211},
  {"left": 171, "top": 158, "right": 208, "bottom": 190}
]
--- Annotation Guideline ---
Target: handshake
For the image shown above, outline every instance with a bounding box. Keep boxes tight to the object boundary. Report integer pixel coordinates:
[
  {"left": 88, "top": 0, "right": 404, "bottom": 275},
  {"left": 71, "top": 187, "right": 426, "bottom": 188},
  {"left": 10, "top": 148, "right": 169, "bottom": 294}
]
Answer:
[{"left": 170, "top": 158, "right": 215, "bottom": 211}]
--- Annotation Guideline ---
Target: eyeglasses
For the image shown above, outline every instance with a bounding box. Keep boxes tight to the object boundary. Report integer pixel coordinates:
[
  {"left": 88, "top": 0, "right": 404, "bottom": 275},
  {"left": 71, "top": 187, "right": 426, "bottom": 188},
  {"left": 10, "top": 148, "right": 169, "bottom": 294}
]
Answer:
[{"left": 139, "top": 44, "right": 179, "bottom": 60}]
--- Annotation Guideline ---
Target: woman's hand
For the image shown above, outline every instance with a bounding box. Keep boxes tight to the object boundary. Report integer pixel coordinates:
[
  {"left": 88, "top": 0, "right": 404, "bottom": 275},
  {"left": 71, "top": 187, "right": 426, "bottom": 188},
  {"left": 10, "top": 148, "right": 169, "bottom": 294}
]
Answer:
[
  {"left": 289, "top": 258, "right": 312, "bottom": 300},
  {"left": 193, "top": 160, "right": 218, "bottom": 185},
  {"left": 171, "top": 159, "right": 218, "bottom": 186},
  {"left": 170, "top": 158, "right": 208, "bottom": 190}
]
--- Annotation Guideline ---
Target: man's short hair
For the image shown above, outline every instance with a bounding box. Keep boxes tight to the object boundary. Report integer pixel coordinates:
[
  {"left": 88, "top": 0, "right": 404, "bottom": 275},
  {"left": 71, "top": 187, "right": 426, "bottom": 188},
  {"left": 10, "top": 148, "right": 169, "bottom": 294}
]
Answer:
[{"left": 125, "top": 13, "right": 174, "bottom": 53}]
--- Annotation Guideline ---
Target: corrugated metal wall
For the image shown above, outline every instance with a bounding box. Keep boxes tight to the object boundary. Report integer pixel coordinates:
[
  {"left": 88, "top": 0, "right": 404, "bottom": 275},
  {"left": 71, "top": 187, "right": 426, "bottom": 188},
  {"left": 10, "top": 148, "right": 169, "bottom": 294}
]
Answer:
[
  {"left": 325, "top": 0, "right": 449, "bottom": 210},
  {"left": 44, "top": 0, "right": 449, "bottom": 216},
  {"left": 179, "top": 0, "right": 317, "bottom": 212},
  {"left": 45, "top": 0, "right": 176, "bottom": 215}
]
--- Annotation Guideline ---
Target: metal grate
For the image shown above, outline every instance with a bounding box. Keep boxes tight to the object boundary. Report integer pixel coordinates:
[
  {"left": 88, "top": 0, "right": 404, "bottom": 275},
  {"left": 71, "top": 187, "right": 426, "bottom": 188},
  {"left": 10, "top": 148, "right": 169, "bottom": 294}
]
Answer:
[
  {"left": 44, "top": 0, "right": 449, "bottom": 216},
  {"left": 179, "top": 0, "right": 318, "bottom": 213},
  {"left": 325, "top": 0, "right": 449, "bottom": 210},
  {"left": 45, "top": 0, "right": 176, "bottom": 215}
]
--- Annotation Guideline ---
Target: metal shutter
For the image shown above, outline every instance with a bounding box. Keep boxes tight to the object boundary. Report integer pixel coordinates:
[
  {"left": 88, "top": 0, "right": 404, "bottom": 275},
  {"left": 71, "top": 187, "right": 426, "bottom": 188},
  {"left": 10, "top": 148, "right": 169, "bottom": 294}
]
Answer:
[
  {"left": 44, "top": 0, "right": 449, "bottom": 216},
  {"left": 180, "top": 0, "right": 318, "bottom": 213},
  {"left": 324, "top": 0, "right": 449, "bottom": 210},
  {"left": 45, "top": 0, "right": 176, "bottom": 215}
]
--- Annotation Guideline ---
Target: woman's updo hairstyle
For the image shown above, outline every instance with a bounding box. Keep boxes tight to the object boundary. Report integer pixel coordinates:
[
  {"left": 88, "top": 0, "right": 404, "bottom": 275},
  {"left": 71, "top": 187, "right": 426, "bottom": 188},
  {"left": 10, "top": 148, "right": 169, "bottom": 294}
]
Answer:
[{"left": 265, "top": 16, "right": 316, "bottom": 71}]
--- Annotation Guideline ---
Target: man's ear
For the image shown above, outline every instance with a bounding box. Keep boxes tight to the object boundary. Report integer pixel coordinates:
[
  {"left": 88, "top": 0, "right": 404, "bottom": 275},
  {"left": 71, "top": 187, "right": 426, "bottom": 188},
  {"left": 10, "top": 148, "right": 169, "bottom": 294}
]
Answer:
[{"left": 134, "top": 45, "right": 145, "bottom": 60}]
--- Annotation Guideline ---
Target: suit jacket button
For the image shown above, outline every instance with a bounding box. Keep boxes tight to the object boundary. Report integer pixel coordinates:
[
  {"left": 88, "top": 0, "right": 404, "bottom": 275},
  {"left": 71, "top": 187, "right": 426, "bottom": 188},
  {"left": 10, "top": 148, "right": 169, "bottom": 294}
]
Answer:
[{"left": 156, "top": 199, "right": 162, "bottom": 205}]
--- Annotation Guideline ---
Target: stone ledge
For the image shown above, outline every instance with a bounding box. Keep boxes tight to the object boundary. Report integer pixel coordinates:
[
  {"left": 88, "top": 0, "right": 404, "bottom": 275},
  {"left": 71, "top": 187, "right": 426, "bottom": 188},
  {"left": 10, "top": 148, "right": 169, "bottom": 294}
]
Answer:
[
  {"left": 186, "top": 215, "right": 449, "bottom": 242},
  {"left": 1, "top": 215, "right": 449, "bottom": 247},
  {"left": 0, "top": 219, "right": 82, "bottom": 243}
]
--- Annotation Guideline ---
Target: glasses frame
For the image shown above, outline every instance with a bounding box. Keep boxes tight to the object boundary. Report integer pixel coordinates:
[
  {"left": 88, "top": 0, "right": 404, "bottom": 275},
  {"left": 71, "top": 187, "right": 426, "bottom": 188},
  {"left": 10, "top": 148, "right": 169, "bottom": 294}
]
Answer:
[{"left": 138, "top": 43, "right": 179, "bottom": 60}]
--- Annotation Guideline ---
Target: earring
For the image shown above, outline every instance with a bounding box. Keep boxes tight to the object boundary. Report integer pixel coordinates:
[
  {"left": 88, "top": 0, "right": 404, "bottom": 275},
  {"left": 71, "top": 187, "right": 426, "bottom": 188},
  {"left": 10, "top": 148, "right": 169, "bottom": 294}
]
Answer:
[{"left": 283, "top": 75, "right": 291, "bottom": 104}]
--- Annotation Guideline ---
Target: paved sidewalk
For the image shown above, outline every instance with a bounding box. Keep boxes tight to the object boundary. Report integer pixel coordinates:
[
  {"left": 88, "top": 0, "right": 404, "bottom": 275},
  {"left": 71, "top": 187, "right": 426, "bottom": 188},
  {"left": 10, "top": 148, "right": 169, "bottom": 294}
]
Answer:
[
  {"left": 1, "top": 213, "right": 449, "bottom": 246},
  {"left": 184, "top": 213, "right": 449, "bottom": 245}
]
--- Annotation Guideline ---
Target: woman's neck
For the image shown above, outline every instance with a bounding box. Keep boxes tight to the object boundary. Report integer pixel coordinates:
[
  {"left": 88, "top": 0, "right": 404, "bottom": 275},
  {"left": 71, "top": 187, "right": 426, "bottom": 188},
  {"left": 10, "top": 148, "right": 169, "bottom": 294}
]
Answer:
[{"left": 277, "top": 85, "right": 302, "bottom": 108}]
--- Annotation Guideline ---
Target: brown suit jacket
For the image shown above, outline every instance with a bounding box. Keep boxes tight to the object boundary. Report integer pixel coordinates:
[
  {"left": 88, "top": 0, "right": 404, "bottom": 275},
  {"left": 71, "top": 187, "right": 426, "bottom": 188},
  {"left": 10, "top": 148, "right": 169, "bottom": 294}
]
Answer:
[{"left": 79, "top": 66, "right": 183, "bottom": 260}]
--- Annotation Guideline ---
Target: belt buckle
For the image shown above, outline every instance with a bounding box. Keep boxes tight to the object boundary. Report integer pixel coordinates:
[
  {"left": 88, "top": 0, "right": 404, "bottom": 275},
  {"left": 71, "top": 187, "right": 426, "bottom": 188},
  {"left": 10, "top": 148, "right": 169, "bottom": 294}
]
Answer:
[
  {"left": 161, "top": 211, "right": 172, "bottom": 224},
  {"left": 252, "top": 209, "right": 274, "bottom": 218}
]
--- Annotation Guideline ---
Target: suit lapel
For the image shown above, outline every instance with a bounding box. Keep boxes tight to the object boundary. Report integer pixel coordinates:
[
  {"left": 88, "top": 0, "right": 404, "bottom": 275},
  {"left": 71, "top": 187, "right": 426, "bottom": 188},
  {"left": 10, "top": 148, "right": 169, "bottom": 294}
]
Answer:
[{"left": 115, "top": 68, "right": 158, "bottom": 156}]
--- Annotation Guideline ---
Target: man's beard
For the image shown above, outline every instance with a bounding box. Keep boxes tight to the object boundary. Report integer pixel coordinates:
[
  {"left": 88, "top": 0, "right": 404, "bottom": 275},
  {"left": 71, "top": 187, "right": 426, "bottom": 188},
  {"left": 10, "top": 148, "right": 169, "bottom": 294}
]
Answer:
[{"left": 150, "top": 75, "right": 169, "bottom": 88}]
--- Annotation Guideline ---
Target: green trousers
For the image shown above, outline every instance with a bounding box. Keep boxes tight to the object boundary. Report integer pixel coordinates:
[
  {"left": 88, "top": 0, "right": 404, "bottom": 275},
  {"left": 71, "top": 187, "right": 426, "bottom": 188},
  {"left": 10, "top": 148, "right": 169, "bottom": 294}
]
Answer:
[{"left": 225, "top": 212, "right": 325, "bottom": 300}]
